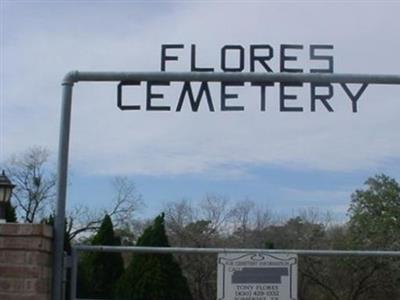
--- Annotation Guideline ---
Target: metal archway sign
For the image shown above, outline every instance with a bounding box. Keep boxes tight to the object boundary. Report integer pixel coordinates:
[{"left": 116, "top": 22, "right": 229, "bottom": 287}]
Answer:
[{"left": 53, "top": 71, "right": 400, "bottom": 300}]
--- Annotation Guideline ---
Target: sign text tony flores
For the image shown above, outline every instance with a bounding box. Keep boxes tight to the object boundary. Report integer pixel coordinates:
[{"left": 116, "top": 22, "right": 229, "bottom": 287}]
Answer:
[{"left": 118, "top": 44, "right": 368, "bottom": 113}]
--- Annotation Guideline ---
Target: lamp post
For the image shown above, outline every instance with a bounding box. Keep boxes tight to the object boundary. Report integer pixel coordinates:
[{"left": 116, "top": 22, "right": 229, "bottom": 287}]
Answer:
[{"left": 0, "top": 170, "right": 15, "bottom": 223}]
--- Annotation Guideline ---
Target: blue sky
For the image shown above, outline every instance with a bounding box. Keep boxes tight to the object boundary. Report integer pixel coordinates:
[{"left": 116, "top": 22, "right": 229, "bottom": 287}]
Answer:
[{"left": 1, "top": 1, "right": 400, "bottom": 220}]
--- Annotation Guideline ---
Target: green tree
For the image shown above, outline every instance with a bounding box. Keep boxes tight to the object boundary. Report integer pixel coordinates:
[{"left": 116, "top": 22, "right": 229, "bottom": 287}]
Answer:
[
  {"left": 115, "top": 213, "right": 192, "bottom": 300},
  {"left": 78, "top": 214, "right": 124, "bottom": 299},
  {"left": 42, "top": 214, "right": 72, "bottom": 254},
  {"left": 344, "top": 174, "right": 400, "bottom": 299},
  {"left": 297, "top": 175, "right": 400, "bottom": 300},
  {"left": 348, "top": 174, "right": 400, "bottom": 250},
  {"left": 5, "top": 201, "right": 17, "bottom": 222}
]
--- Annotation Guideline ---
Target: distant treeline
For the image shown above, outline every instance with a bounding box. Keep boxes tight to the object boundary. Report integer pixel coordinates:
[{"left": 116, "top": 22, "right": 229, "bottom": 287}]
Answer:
[{"left": 73, "top": 174, "right": 400, "bottom": 300}]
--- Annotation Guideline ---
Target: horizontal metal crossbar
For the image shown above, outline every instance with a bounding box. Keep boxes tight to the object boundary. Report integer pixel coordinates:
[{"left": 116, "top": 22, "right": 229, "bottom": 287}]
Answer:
[
  {"left": 63, "top": 71, "right": 400, "bottom": 85},
  {"left": 70, "top": 245, "right": 400, "bottom": 300},
  {"left": 73, "top": 245, "right": 400, "bottom": 257}
]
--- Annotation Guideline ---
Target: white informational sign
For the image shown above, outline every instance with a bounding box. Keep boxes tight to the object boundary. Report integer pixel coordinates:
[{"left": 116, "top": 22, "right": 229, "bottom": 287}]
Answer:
[{"left": 217, "top": 253, "right": 298, "bottom": 300}]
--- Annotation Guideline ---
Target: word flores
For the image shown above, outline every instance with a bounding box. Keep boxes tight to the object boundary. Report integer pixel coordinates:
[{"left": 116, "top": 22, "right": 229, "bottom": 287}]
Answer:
[{"left": 161, "top": 44, "right": 334, "bottom": 73}]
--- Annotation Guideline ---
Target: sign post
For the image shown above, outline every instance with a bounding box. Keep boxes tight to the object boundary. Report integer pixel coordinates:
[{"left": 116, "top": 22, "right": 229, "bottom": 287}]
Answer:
[{"left": 218, "top": 253, "right": 298, "bottom": 300}]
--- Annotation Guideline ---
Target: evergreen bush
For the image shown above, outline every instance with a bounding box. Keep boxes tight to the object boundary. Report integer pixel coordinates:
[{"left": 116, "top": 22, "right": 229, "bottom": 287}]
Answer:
[
  {"left": 78, "top": 214, "right": 124, "bottom": 299},
  {"left": 115, "top": 213, "right": 192, "bottom": 300}
]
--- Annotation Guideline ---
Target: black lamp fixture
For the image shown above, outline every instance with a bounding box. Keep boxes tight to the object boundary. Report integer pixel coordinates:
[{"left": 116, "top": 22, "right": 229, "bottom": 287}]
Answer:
[{"left": 0, "top": 170, "right": 15, "bottom": 222}]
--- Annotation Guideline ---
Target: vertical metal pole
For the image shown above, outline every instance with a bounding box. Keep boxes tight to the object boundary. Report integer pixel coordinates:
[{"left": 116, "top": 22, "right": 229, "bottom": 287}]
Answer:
[
  {"left": 53, "top": 82, "right": 74, "bottom": 300},
  {"left": 70, "top": 248, "right": 78, "bottom": 300}
]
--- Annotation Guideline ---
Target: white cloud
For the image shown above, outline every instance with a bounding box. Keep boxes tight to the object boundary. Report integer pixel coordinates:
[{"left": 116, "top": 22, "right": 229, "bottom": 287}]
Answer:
[{"left": 2, "top": 2, "right": 400, "bottom": 177}]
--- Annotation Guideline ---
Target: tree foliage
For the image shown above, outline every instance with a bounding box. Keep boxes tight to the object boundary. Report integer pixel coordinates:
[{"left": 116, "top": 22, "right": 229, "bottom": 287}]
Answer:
[
  {"left": 5, "top": 201, "right": 17, "bottom": 222},
  {"left": 5, "top": 147, "right": 399, "bottom": 300},
  {"left": 42, "top": 214, "right": 72, "bottom": 254},
  {"left": 348, "top": 174, "right": 400, "bottom": 250},
  {"left": 163, "top": 184, "right": 400, "bottom": 300},
  {"left": 115, "top": 213, "right": 192, "bottom": 300},
  {"left": 78, "top": 214, "right": 124, "bottom": 299}
]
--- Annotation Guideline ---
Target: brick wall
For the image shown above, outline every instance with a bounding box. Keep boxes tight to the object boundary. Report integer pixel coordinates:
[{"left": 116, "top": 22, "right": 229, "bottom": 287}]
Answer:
[{"left": 0, "top": 223, "right": 53, "bottom": 300}]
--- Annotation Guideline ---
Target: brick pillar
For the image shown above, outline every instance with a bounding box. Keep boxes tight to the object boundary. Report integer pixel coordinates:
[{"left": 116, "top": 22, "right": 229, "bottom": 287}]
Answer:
[{"left": 0, "top": 223, "right": 53, "bottom": 300}]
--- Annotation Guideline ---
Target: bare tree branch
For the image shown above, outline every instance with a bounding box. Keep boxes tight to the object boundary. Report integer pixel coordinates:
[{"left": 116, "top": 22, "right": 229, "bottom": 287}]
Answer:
[{"left": 5, "top": 147, "right": 56, "bottom": 223}]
